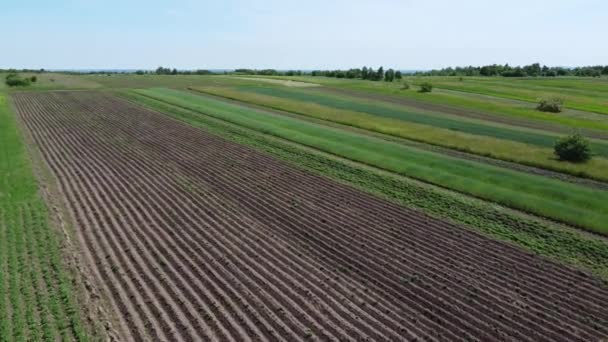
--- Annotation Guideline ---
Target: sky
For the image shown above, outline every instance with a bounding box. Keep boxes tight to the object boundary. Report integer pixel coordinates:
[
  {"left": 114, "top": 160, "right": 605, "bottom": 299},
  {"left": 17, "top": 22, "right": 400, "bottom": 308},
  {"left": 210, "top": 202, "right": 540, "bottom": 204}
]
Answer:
[{"left": 2, "top": 0, "right": 607, "bottom": 70}]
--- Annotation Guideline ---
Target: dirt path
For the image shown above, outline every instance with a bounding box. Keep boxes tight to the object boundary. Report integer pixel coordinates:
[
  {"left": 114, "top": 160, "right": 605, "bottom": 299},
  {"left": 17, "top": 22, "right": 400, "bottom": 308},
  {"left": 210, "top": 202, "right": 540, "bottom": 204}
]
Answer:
[{"left": 13, "top": 91, "right": 608, "bottom": 341}]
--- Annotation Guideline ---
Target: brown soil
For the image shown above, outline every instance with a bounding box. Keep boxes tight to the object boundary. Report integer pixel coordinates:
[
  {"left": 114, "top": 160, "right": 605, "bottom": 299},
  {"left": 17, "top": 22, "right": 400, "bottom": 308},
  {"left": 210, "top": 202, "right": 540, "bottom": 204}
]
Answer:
[{"left": 13, "top": 91, "right": 608, "bottom": 341}]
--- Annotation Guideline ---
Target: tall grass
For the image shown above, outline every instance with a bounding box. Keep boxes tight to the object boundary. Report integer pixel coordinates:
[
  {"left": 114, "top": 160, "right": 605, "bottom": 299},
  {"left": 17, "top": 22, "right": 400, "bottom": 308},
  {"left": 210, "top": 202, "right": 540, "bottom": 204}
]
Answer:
[
  {"left": 190, "top": 85, "right": 608, "bottom": 182},
  {"left": 135, "top": 88, "right": 608, "bottom": 234}
]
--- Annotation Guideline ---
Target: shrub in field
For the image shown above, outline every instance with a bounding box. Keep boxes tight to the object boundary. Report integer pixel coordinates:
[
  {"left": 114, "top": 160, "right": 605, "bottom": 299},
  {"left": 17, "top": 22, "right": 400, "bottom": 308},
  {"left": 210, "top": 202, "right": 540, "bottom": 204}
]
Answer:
[
  {"left": 30, "top": 76, "right": 37, "bottom": 82},
  {"left": 5, "top": 73, "right": 31, "bottom": 87},
  {"left": 419, "top": 82, "right": 433, "bottom": 93},
  {"left": 537, "top": 97, "right": 564, "bottom": 113},
  {"left": 554, "top": 134, "right": 592, "bottom": 162},
  {"left": 401, "top": 82, "right": 410, "bottom": 90}
]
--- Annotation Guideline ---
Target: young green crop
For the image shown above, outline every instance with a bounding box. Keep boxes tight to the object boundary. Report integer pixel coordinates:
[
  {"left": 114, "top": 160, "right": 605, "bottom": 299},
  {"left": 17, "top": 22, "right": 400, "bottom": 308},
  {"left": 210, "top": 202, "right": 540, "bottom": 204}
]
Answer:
[
  {"left": 133, "top": 88, "right": 608, "bottom": 234},
  {"left": 122, "top": 89, "right": 608, "bottom": 280},
  {"left": 0, "top": 93, "right": 89, "bottom": 340}
]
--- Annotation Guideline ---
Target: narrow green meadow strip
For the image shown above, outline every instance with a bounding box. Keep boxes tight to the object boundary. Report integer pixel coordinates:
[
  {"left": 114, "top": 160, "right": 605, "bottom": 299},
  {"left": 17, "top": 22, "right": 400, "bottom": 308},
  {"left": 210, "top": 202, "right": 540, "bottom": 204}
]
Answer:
[{"left": 0, "top": 93, "right": 89, "bottom": 340}]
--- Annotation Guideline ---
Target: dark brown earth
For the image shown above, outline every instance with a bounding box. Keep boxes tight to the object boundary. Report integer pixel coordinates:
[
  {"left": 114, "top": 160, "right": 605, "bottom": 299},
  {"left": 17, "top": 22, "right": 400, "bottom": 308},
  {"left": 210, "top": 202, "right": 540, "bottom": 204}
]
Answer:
[{"left": 13, "top": 91, "right": 608, "bottom": 341}]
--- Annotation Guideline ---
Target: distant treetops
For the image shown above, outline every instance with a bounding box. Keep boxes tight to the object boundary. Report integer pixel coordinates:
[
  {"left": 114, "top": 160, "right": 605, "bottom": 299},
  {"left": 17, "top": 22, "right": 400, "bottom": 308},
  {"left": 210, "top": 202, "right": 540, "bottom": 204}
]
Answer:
[
  {"left": 152, "top": 67, "right": 213, "bottom": 75},
  {"left": 234, "top": 67, "right": 403, "bottom": 82},
  {"left": 416, "top": 63, "right": 608, "bottom": 77},
  {"left": 311, "top": 67, "right": 403, "bottom": 82},
  {"left": 230, "top": 63, "right": 608, "bottom": 80}
]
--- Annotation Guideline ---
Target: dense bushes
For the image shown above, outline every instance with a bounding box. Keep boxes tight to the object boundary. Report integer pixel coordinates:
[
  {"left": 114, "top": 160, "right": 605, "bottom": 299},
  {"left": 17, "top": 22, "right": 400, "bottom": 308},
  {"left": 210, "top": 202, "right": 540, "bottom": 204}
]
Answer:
[
  {"left": 5, "top": 73, "right": 31, "bottom": 87},
  {"left": 537, "top": 97, "right": 564, "bottom": 113},
  {"left": 419, "top": 82, "right": 433, "bottom": 93},
  {"left": 554, "top": 134, "right": 592, "bottom": 162}
]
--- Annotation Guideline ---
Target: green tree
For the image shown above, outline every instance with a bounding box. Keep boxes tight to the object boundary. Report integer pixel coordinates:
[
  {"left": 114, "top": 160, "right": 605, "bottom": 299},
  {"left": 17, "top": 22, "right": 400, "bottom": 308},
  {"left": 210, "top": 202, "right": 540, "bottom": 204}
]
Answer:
[
  {"left": 395, "top": 70, "right": 402, "bottom": 79},
  {"left": 376, "top": 66, "right": 384, "bottom": 81},
  {"left": 361, "top": 66, "right": 369, "bottom": 80},
  {"left": 384, "top": 69, "right": 395, "bottom": 82}
]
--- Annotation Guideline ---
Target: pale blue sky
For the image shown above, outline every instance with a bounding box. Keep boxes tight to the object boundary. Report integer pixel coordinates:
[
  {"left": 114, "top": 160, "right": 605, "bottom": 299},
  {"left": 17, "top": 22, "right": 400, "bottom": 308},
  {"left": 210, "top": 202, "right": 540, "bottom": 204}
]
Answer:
[{"left": 2, "top": 0, "right": 607, "bottom": 70}]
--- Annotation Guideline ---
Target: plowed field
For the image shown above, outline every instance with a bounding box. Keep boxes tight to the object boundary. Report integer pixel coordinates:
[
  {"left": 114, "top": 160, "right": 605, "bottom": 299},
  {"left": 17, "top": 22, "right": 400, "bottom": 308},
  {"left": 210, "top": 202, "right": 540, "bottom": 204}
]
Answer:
[{"left": 13, "top": 91, "right": 608, "bottom": 341}]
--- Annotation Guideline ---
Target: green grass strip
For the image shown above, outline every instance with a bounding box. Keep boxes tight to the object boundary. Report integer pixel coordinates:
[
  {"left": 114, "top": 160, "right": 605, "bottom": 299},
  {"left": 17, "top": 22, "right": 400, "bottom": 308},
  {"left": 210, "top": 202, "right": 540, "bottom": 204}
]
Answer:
[
  {"left": 0, "top": 93, "right": 89, "bottom": 341},
  {"left": 122, "top": 89, "right": 608, "bottom": 280},
  {"left": 135, "top": 88, "right": 608, "bottom": 234}
]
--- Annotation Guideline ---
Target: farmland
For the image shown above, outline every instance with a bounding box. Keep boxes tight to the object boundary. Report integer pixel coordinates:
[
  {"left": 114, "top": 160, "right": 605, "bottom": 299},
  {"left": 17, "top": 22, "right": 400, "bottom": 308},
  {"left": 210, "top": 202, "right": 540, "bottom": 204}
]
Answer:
[
  {"left": 0, "top": 93, "right": 89, "bottom": 340},
  {"left": 4, "top": 72, "right": 608, "bottom": 340},
  {"left": 129, "top": 87, "right": 608, "bottom": 233},
  {"left": 11, "top": 90, "right": 608, "bottom": 341}
]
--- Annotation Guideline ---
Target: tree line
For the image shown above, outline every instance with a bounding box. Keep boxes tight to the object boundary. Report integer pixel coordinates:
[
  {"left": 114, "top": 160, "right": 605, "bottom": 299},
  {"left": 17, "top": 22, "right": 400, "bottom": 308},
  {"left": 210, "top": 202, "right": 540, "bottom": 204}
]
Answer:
[
  {"left": 416, "top": 63, "right": 608, "bottom": 77},
  {"left": 152, "top": 67, "right": 213, "bottom": 75},
  {"left": 310, "top": 67, "right": 403, "bottom": 82},
  {"left": 0, "top": 68, "right": 46, "bottom": 73},
  {"left": 233, "top": 67, "right": 403, "bottom": 82}
]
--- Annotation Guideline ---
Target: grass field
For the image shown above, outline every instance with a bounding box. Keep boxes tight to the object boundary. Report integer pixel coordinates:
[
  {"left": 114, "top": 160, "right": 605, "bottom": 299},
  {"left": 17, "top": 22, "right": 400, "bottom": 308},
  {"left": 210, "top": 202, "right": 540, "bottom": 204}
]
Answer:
[
  {"left": 0, "top": 93, "right": 88, "bottom": 341},
  {"left": 191, "top": 84, "right": 608, "bottom": 181},
  {"left": 130, "top": 88, "right": 608, "bottom": 234},
  {"left": 122, "top": 89, "right": 608, "bottom": 280},
  {"left": 253, "top": 75, "right": 608, "bottom": 133},
  {"left": 415, "top": 77, "right": 608, "bottom": 115}
]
